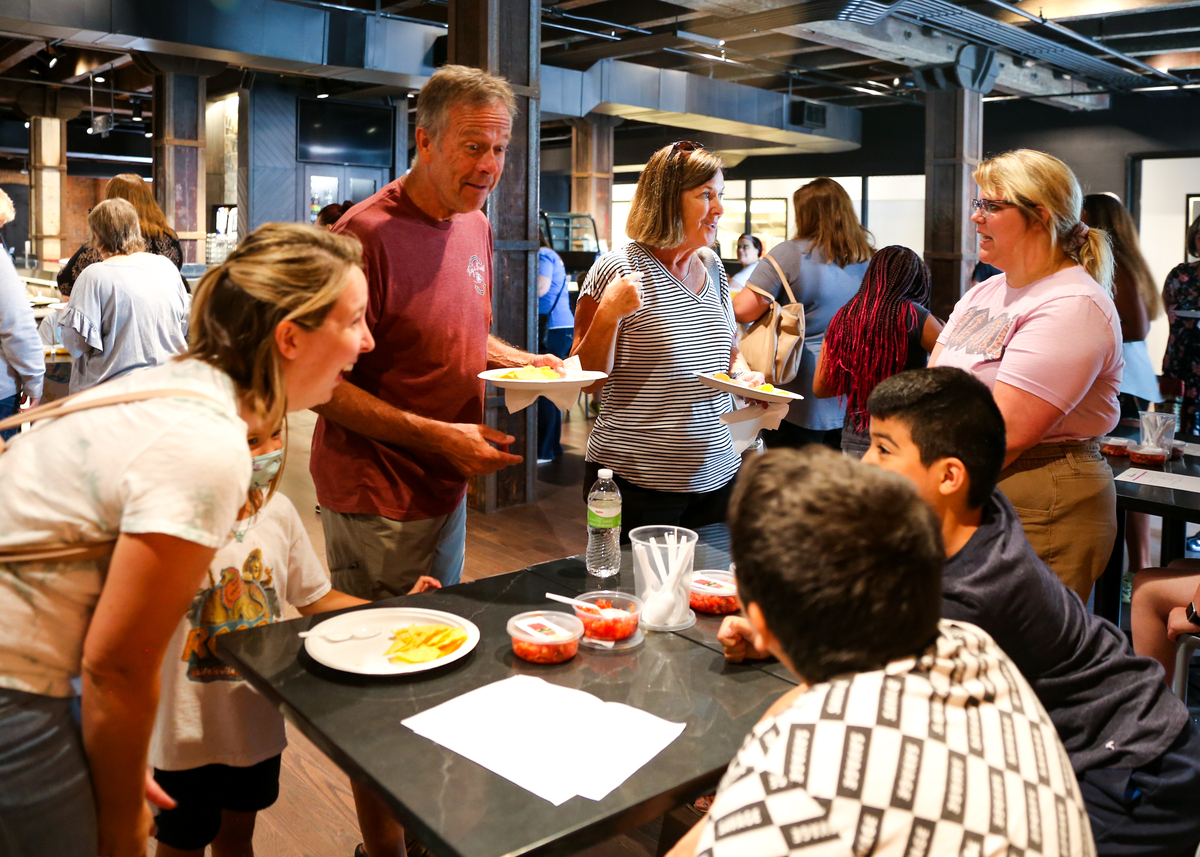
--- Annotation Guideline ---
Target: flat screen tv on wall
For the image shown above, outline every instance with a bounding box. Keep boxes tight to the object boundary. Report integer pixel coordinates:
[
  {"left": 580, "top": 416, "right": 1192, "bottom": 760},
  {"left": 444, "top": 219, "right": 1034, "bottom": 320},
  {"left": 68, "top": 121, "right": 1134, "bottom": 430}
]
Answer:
[{"left": 297, "top": 98, "right": 394, "bottom": 168}]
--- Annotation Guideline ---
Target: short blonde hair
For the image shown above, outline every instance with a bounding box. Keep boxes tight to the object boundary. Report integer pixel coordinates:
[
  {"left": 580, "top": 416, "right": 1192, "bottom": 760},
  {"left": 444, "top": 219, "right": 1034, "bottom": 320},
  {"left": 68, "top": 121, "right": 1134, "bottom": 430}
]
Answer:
[
  {"left": 416, "top": 64, "right": 517, "bottom": 143},
  {"left": 0, "top": 188, "right": 14, "bottom": 229},
  {"left": 974, "top": 149, "right": 1113, "bottom": 292},
  {"left": 188, "top": 223, "right": 363, "bottom": 429},
  {"left": 89, "top": 198, "right": 145, "bottom": 256},
  {"left": 625, "top": 144, "right": 725, "bottom": 249}
]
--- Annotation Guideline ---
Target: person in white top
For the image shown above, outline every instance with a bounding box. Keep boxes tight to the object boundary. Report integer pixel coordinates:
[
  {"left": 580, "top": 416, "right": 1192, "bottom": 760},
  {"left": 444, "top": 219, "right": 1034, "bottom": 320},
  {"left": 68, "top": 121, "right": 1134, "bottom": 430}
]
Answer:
[
  {"left": 0, "top": 223, "right": 374, "bottom": 857},
  {"left": 931, "top": 149, "right": 1122, "bottom": 601},
  {"left": 729, "top": 233, "right": 761, "bottom": 293},
  {"left": 47, "top": 198, "right": 189, "bottom": 393},
  {"left": 150, "top": 418, "right": 438, "bottom": 857}
]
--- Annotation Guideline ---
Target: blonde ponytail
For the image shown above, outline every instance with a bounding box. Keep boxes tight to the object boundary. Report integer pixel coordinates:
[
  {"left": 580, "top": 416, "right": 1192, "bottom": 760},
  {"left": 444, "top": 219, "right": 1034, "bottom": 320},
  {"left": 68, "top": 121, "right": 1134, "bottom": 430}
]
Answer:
[{"left": 1072, "top": 224, "right": 1114, "bottom": 295}]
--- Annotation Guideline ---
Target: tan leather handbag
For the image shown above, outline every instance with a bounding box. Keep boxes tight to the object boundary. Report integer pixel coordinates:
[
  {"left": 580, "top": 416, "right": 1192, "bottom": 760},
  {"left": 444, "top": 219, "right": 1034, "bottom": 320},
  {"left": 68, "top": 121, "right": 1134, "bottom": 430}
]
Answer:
[
  {"left": 739, "top": 254, "right": 806, "bottom": 385},
  {"left": 0, "top": 388, "right": 219, "bottom": 563}
]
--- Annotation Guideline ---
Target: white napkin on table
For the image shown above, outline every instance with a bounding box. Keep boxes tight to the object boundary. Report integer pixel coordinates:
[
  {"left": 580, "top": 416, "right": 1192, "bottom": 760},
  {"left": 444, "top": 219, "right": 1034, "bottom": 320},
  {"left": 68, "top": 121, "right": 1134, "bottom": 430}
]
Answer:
[
  {"left": 500, "top": 355, "right": 591, "bottom": 414},
  {"left": 402, "top": 675, "right": 685, "bottom": 805},
  {"left": 721, "top": 402, "right": 789, "bottom": 454}
]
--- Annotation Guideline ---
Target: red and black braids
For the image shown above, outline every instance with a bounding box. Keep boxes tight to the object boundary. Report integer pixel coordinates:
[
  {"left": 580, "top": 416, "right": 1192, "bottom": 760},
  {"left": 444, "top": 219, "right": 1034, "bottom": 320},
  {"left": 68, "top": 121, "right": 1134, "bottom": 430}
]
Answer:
[{"left": 823, "top": 246, "right": 931, "bottom": 434}]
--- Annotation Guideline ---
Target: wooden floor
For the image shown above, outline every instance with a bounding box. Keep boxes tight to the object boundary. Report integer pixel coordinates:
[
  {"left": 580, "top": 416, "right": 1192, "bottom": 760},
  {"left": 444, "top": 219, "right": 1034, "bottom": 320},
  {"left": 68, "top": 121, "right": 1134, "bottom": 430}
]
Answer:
[{"left": 150, "top": 407, "right": 683, "bottom": 856}]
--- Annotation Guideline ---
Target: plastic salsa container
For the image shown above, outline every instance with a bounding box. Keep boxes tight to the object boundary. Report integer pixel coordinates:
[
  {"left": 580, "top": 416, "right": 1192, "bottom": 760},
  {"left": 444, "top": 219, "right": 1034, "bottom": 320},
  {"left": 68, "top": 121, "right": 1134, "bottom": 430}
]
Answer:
[
  {"left": 1100, "top": 437, "right": 1131, "bottom": 456},
  {"left": 571, "top": 590, "right": 641, "bottom": 641},
  {"left": 689, "top": 571, "right": 740, "bottom": 614},
  {"left": 1129, "top": 444, "right": 1169, "bottom": 466},
  {"left": 507, "top": 611, "right": 583, "bottom": 664}
]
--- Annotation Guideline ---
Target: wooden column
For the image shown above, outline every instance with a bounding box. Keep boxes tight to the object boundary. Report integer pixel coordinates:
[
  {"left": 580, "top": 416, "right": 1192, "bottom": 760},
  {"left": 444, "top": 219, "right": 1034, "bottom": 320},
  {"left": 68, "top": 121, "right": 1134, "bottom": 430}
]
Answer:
[
  {"left": 923, "top": 87, "right": 982, "bottom": 319},
  {"left": 449, "top": 0, "right": 540, "bottom": 513},
  {"left": 153, "top": 73, "right": 207, "bottom": 264},
  {"left": 29, "top": 117, "right": 66, "bottom": 271},
  {"left": 568, "top": 114, "right": 619, "bottom": 248}
]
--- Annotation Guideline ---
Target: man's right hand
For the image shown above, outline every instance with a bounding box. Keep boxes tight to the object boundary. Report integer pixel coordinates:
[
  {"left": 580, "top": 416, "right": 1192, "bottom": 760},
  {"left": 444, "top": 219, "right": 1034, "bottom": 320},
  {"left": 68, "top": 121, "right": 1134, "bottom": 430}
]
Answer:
[
  {"left": 718, "top": 615, "right": 769, "bottom": 663},
  {"left": 599, "top": 272, "right": 644, "bottom": 320},
  {"left": 443, "top": 423, "right": 523, "bottom": 477}
]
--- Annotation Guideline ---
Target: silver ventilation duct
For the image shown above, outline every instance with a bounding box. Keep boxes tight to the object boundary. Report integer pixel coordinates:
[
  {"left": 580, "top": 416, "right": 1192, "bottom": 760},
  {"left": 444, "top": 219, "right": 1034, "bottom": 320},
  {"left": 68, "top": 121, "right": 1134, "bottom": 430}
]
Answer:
[{"left": 835, "top": 0, "right": 1163, "bottom": 91}]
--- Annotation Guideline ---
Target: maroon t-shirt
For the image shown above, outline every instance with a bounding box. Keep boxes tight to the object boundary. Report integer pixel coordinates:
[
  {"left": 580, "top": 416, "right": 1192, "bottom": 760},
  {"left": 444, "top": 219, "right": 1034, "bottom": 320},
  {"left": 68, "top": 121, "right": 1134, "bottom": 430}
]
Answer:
[{"left": 311, "top": 179, "right": 493, "bottom": 520}]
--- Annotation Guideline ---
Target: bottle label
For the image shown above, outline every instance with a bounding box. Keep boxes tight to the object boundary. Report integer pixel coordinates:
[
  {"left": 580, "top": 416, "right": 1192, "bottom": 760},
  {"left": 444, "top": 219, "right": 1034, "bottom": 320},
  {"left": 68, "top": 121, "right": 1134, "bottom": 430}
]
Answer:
[{"left": 587, "top": 506, "right": 621, "bottom": 529}]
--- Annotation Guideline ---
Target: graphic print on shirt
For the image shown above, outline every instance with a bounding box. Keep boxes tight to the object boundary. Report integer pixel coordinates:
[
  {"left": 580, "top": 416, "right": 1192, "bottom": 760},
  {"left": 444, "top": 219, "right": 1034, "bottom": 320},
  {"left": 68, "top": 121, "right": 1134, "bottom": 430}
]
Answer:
[
  {"left": 180, "top": 548, "right": 282, "bottom": 682},
  {"left": 467, "top": 254, "right": 486, "bottom": 295},
  {"left": 942, "top": 307, "right": 1016, "bottom": 361}
]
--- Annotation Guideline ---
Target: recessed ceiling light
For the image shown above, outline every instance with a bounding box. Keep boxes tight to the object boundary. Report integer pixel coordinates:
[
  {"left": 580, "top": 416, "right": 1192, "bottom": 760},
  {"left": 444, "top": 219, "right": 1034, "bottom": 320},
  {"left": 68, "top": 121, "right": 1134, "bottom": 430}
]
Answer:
[
  {"left": 95, "top": 75, "right": 105, "bottom": 83},
  {"left": 23, "top": 121, "right": 29, "bottom": 129},
  {"left": 144, "top": 131, "right": 153, "bottom": 138},
  {"left": 317, "top": 92, "right": 329, "bottom": 99}
]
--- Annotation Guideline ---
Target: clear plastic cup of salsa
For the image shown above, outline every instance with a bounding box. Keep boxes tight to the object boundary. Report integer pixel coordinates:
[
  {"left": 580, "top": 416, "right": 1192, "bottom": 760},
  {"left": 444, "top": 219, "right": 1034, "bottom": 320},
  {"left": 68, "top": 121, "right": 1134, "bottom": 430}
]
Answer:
[{"left": 507, "top": 611, "right": 583, "bottom": 664}]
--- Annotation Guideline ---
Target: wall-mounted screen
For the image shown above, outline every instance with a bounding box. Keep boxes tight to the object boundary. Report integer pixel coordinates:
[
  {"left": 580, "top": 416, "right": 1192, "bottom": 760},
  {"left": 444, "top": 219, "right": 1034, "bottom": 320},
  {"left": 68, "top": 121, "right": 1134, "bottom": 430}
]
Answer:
[{"left": 297, "top": 98, "right": 394, "bottom": 168}]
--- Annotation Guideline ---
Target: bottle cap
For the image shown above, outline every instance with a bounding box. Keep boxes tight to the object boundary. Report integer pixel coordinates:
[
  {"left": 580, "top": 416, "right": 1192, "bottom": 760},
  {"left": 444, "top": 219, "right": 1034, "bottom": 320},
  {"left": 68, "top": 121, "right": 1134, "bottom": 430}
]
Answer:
[{"left": 598, "top": 468, "right": 613, "bottom": 480}]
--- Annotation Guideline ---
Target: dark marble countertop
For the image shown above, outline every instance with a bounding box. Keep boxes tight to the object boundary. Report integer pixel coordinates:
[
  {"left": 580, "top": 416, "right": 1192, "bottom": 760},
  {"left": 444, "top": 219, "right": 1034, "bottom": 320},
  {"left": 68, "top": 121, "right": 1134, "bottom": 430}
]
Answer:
[
  {"left": 217, "top": 555, "right": 795, "bottom": 857},
  {"left": 1106, "top": 424, "right": 1200, "bottom": 520}
]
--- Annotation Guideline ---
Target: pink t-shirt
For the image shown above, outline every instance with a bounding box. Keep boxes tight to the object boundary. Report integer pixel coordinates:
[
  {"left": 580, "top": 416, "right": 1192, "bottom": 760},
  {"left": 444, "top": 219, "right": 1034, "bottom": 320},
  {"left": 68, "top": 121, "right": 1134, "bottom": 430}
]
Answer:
[{"left": 935, "top": 266, "right": 1123, "bottom": 441}]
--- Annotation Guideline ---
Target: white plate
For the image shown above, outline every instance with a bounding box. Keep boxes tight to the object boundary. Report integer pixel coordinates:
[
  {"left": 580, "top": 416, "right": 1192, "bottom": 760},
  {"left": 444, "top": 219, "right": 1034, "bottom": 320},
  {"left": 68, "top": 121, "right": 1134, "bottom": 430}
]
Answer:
[
  {"left": 694, "top": 371, "right": 803, "bottom": 405},
  {"left": 303, "top": 607, "right": 480, "bottom": 676},
  {"left": 479, "top": 367, "right": 608, "bottom": 388}
]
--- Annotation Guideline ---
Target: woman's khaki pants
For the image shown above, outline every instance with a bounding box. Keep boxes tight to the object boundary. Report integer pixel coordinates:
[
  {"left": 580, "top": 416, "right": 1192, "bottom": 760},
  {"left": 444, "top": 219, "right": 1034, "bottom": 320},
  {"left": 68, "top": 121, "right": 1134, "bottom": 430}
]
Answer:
[{"left": 998, "top": 439, "right": 1117, "bottom": 602}]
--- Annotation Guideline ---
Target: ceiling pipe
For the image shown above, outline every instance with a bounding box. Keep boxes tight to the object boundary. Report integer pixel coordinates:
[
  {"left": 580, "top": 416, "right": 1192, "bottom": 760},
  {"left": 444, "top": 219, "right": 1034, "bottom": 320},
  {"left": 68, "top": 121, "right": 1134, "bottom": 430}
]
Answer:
[{"left": 976, "top": 0, "right": 1187, "bottom": 86}]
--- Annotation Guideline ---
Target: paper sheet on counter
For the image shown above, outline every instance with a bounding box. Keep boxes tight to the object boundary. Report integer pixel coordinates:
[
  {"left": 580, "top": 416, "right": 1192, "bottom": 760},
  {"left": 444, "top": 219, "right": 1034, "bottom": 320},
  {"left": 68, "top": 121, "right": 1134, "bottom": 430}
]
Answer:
[
  {"left": 720, "top": 402, "right": 789, "bottom": 454},
  {"left": 401, "top": 675, "right": 685, "bottom": 805},
  {"left": 1115, "top": 468, "right": 1200, "bottom": 494}
]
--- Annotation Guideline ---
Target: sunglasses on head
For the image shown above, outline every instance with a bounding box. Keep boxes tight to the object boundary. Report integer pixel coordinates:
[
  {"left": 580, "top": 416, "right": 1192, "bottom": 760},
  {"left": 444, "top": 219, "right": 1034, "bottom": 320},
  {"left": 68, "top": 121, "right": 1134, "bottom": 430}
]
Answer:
[{"left": 670, "top": 140, "right": 705, "bottom": 159}]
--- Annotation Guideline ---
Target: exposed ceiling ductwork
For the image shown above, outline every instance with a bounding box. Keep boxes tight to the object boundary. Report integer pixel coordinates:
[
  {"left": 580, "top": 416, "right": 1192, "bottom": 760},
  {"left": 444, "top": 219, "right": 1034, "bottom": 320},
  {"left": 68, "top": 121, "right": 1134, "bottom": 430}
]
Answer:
[{"left": 542, "top": 58, "right": 862, "bottom": 164}]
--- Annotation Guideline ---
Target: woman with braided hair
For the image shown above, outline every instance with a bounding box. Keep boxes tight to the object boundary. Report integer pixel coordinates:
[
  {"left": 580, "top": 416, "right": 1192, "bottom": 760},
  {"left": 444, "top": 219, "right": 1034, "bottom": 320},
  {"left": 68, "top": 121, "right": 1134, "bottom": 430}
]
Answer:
[
  {"left": 931, "top": 149, "right": 1123, "bottom": 602},
  {"left": 812, "top": 245, "right": 942, "bottom": 457}
]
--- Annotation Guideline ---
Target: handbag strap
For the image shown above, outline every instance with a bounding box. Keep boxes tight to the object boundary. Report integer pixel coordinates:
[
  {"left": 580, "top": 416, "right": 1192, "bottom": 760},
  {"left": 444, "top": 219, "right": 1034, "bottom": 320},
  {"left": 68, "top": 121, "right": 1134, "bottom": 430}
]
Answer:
[
  {"left": 759, "top": 254, "right": 799, "bottom": 305},
  {"left": 0, "top": 388, "right": 223, "bottom": 446}
]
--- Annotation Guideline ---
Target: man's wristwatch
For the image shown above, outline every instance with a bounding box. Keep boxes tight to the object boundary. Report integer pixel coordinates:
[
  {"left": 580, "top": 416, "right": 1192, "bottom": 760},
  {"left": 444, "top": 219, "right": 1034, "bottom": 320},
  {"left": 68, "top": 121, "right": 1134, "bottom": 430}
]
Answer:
[{"left": 1187, "top": 602, "right": 1199, "bottom": 625}]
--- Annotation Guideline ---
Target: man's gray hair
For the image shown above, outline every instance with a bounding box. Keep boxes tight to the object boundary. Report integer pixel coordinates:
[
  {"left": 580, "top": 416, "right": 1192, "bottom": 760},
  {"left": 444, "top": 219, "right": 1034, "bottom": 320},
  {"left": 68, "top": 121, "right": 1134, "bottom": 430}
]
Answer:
[{"left": 416, "top": 64, "right": 517, "bottom": 143}]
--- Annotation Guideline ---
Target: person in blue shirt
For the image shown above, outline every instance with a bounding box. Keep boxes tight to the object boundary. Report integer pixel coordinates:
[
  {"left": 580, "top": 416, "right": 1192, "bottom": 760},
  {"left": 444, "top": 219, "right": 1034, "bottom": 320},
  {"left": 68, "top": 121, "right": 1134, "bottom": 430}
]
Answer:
[{"left": 537, "top": 232, "right": 573, "bottom": 461}]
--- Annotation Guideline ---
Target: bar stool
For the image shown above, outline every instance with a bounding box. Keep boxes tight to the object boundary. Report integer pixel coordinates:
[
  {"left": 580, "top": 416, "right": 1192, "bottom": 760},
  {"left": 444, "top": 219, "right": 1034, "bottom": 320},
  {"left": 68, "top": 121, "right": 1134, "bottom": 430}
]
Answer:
[{"left": 1174, "top": 633, "right": 1200, "bottom": 702}]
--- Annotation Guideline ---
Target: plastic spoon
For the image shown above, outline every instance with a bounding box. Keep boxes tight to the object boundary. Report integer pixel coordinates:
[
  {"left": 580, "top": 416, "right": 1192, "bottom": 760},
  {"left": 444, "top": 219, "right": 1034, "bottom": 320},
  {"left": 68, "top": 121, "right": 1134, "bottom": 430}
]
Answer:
[
  {"left": 544, "top": 592, "right": 627, "bottom": 618},
  {"left": 298, "top": 626, "right": 379, "bottom": 643}
]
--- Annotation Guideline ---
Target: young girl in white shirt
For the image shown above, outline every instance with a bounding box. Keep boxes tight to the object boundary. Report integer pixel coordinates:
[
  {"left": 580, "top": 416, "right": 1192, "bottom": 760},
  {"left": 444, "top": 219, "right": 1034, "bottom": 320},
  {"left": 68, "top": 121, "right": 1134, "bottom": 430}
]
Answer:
[{"left": 150, "top": 419, "right": 438, "bottom": 856}]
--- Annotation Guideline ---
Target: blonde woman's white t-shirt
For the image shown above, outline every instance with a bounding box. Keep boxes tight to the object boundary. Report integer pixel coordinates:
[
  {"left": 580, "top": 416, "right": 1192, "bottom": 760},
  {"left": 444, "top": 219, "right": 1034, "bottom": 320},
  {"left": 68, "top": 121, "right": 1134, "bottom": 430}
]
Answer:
[
  {"left": 151, "top": 494, "right": 330, "bottom": 771},
  {"left": 0, "top": 359, "right": 250, "bottom": 697}
]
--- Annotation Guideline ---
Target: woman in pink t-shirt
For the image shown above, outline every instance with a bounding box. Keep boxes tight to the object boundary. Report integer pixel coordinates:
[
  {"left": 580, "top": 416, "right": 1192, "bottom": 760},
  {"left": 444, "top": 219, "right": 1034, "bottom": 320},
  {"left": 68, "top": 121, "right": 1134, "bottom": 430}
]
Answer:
[{"left": 931, "top": 149, "right": 1122, "bottom": 601}]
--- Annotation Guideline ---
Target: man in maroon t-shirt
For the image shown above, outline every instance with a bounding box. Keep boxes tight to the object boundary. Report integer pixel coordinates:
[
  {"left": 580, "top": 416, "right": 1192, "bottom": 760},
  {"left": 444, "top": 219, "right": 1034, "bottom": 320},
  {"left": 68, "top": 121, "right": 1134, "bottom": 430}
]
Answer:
[{"left": 311, "top": 65, "right": 562, "bottom": 606}]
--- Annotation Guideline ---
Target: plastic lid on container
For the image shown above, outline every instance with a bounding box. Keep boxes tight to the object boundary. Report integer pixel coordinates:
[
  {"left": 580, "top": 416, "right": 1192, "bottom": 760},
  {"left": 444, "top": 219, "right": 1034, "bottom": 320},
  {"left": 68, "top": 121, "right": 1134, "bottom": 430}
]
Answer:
[
  {"left": 1101, "top": 437, "right": 1130, "bottom": 447},
  {"left": 598, "top": 468, "right": 613, "bottom": 480},
  {"left": 690, "top": 570, "right": 738, "bottom": 595},
  {"left": 506, "top": 611, "right": 583, "bottom": 644}
]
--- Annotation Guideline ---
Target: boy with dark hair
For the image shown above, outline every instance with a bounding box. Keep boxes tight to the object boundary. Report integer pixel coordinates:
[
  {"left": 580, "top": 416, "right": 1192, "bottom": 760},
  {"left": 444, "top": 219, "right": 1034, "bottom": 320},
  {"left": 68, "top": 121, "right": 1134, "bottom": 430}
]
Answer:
[
  {"left": 671, "top": 446, "right": 1091, "bottom": 857},
  {"left": 721, "top": 367, "right": 1200, "bottom": 855}
]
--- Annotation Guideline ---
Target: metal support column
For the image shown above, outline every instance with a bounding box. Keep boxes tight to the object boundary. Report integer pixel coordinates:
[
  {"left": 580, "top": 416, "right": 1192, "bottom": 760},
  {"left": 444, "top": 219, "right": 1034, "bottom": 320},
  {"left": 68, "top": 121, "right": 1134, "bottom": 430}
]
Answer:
[
  {"left": 449, "top": 0, "right": 541, "bottom": 513},
  {"left": 567, "top": 113, "right": 620, "bottom": 248},
  {"left": 29, "top": 117, "right": 66, "bottom": 271},
  {"left": 923, "top": 87, "right": 982, "bottom": 319},
  {"left": 153, "top": 72, "right": 207, "bottom": 264}
]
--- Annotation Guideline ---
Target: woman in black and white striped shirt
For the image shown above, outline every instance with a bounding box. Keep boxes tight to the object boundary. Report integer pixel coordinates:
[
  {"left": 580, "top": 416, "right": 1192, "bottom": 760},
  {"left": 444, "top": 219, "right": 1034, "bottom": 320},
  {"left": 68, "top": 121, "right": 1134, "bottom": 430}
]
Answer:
[{"left": 572, "top": 142, "right": 762, "bottom": 535}]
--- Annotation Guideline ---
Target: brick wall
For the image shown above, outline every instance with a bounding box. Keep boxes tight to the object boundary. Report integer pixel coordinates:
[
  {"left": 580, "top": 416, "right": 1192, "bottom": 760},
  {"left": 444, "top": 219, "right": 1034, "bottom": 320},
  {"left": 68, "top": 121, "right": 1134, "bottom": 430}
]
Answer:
[{"left": 61, "top": 177, "right": 106, "bottom": 259}]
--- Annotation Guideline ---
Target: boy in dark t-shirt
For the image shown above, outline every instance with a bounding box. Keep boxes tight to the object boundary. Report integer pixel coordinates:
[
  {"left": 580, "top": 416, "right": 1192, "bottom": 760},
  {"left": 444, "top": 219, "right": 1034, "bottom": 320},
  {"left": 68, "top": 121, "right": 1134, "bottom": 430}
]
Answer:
[{"left": 720, "top": 368, "right": 1200, "bottom": 855}]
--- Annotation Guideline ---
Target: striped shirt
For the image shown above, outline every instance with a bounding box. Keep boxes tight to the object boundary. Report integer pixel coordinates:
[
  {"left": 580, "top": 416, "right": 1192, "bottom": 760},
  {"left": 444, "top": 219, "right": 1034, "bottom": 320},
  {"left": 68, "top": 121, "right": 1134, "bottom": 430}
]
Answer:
[{"left": 580, "top": 242, "right": 739, "bottom": 493}]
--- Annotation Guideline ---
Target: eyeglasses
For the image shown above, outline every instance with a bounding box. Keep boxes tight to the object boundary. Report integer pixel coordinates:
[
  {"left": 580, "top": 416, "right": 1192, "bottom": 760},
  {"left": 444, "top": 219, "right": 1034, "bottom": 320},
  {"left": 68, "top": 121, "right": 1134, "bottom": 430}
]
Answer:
[
  {"left": 670, "top": 140, "right": 705, "bottom": 160},
  {"left": 971, "top": 198, "right": 1016, "bottom": 217}
]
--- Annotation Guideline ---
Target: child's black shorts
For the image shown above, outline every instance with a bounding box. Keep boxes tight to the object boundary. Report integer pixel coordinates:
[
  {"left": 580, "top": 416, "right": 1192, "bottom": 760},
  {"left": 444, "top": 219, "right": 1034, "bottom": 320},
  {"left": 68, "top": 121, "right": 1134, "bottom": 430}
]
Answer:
[{"left": 152, "top": 754, "right": 282, "bottom": 851}]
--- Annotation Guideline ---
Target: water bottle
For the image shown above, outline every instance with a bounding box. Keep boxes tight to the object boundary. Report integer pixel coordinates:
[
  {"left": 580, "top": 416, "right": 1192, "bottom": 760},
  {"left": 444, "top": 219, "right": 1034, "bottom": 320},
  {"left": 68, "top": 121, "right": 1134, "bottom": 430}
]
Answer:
[{"left": 586, "top": 468, "right": 622, "bottom": 578}]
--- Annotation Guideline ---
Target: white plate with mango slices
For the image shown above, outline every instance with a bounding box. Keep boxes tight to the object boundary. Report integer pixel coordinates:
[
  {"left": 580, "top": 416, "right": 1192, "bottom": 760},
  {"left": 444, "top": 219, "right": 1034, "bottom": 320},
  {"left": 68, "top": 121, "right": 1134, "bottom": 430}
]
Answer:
[{"left": 694, "top": 371, "right": 804, "bottom": 405}]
